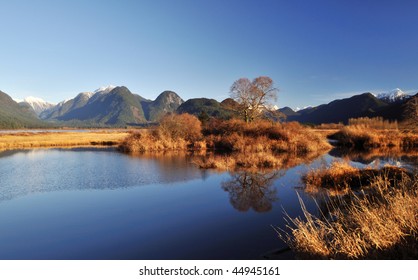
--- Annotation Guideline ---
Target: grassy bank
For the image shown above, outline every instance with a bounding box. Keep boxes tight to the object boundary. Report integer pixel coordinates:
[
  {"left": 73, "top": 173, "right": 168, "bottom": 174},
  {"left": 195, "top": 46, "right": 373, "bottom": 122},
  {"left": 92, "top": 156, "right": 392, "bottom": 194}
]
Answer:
[
  {"left": 120, "top": 115, "right": 332, "bottom": 170},
  {"left": 0, "top": 130, "right": 130, "bottom": 150},
  {"left": 330, "top": 125, "right": 418, "bottom": 149},
  {"left": 279, "top": 164, "right": 417, "bottom": 259},
  {"left": 303, "top": 161, "right": 408, "bottom": 196}
]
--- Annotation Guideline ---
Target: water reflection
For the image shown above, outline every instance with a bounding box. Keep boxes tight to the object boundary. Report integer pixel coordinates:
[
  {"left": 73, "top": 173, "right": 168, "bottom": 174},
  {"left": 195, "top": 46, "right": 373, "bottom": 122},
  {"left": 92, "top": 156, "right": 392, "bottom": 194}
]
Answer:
[
  {"left": 329, "top": 147, "right": 418, "bottom": 172},
  {"left": 125, "top": 151, "right": 205, "bottom": 183},
  {"left": 0, "top": 149, "right": 204, "bottom": 202},
  {"left": 222, "top": 171, "right": 283, "bottom": 212}
]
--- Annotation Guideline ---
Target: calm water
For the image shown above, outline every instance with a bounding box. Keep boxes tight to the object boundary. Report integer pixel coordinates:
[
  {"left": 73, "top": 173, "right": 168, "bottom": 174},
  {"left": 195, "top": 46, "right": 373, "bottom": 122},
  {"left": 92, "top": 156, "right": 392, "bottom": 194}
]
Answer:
[{"left": 0, "top": 148, "right": 414, "bottom": 259}]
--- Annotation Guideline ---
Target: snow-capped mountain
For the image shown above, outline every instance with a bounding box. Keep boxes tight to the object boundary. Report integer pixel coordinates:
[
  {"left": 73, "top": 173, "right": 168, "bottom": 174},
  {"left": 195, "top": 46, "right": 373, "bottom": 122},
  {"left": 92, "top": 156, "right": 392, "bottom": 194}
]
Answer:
[
  {"left": 376, "top": 88, "right": 410, "bottom": 103},
  {"left": 40, "top": 85, "right": 118, "bottom": 119},
  {"left": 88, "top": 85, "right": 117, "bottom": 103},
  {"left": 94, "top": 85, "right": 116, "bottom": 94},
  {"left": 264, "top": 104, "right": 279, "bottom": 111},
  {"left": 295, "top": 105, "right": 313, "bottom": 112},
  {"left": 20, "top": 96, "right": 56, "bottom": 116},
  {"left": 40, "top": 86, "right": 183, "bottom": 125}
]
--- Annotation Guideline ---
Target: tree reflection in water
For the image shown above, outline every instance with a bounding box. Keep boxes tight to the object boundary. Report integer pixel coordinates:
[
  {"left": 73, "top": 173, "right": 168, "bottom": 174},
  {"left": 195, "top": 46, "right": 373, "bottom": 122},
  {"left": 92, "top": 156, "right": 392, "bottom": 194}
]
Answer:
[{"left": 222, "top": 171, "right": 283, "bottom": 212}]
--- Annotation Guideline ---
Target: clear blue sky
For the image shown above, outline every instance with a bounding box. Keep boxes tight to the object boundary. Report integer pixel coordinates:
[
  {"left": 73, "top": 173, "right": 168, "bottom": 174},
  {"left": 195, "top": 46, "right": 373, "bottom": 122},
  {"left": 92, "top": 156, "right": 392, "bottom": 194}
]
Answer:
[{"left": 1, "top": 0, "right": 417, "bottom": 109}]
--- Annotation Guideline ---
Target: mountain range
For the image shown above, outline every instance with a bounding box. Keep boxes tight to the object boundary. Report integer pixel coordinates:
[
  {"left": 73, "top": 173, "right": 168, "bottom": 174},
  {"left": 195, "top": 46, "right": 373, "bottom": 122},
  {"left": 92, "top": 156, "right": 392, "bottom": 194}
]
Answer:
[
  {"left": 0, "top": 86, "right": 416, "bottom": 128},
  {"left": 0, "top": 90, "right": 47, "bottom": 128},
  {"left": 280, "top": 89, "right": 416, "bottom": 124},
  {"left": 12, "top": 86, "right": 183, "bottom": 127}
]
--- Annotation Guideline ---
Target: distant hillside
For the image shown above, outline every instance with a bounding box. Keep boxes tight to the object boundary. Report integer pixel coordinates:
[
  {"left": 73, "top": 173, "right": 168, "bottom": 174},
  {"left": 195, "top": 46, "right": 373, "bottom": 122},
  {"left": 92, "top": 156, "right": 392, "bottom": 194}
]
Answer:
[
  {"left": 278, "top": 107, "right": 299, "bottom": 117},
  {"left": 286, "top": 93, "right": 389, "bottom": 124},
  {"left": 4, "top": 84, "right": 416, "bottom": 128},
  {"left": 373, "top": 93, "right": 418, "bottom": 124},
  {"left": 41, "top": 87, "right": 183, "bottom": 126},
  {"left": 41, "top": 92, "right": 93, "bottom": 120},
  {"left": 0, "top": 90, "right": 47, "bottom": 128},
  {"left": 142, "top": 91, "right": 184, "bottom": 122},
  {"left": 20, "top": 97, "right": 55, "bottom": 116},
  {"left": 48, "top": 87, "right": 147, "bottom": 126},
  {"left": 176, "top": 98, "right": 237, "bottom": 119}
]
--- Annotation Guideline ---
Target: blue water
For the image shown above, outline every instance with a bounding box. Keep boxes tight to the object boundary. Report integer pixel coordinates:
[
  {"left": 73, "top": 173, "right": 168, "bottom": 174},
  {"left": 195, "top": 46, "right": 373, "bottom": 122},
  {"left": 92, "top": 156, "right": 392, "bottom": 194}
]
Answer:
[{"left": 0, "top": 148, "right": 413, "bottom": 259}]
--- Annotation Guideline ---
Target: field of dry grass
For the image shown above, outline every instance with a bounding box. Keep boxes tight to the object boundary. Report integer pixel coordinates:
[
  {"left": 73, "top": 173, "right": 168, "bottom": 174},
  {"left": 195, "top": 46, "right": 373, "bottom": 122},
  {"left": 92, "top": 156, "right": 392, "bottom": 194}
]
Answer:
[
  {"left": 330, "top": 125, "right": 418, "bottom": 149},
  {"left": 120, "top": 116, "right": 332, "bottom": 170},
  {"left": 0, "top": 130, "right": 130, "bottom": 150},
  {"left": 303, "top": 161, "right": 408, "bottom": 196},
  {"left": 279, "top": 163, "right": 418, "bottom": 259}
]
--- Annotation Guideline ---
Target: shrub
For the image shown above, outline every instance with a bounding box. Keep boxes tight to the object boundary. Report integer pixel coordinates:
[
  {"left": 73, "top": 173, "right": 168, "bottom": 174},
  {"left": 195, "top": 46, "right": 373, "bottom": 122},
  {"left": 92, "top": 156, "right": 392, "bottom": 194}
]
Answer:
[
  {"left": 159, "top": 113, "right": 202, "bottom": 142},
  {"left": 120, "top": 117, "right": 332, "bottom": 170}
]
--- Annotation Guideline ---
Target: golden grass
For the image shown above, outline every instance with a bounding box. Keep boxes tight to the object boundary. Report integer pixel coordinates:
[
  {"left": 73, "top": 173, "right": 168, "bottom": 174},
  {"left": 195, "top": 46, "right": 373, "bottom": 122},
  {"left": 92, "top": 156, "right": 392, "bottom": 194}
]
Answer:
[
  {"left": 279, "top": 165, "right": 418, "bottom": 259},
  {"left": 0, "top": 131, "right": 130, "bottom": 150},
  {"left": 348, "top": 117, "right": 398, "bottom": 130},
  {"left": 203, "top": 119, "right": 331, "bottom": 155},
  {"left": 118, "top": 129, "right": 201, "bottom": 153},
  {"left": 120, "top": 119, "right": 333, "bottom": 170},
  {"left": 330, "top": 125, "right": 418, "bottom": 149},
  {"left": 303, "top": 161, "right": 408, "bottom": 196}
]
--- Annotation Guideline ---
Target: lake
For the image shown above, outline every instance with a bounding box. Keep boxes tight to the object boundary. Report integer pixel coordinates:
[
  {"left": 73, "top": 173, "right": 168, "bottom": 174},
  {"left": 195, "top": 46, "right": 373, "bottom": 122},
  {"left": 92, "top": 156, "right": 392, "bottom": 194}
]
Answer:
[{"left": 0, "top": 148, "right": 415, "bottom": 260}]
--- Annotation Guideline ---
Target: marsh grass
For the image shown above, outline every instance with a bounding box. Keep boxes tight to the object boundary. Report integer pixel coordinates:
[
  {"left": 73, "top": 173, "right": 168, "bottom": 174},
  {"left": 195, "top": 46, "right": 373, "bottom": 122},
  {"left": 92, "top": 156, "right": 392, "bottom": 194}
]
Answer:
[
  {"left": 0, "top": 131, "right": 129, "bottom": 150},
  {"left": 303, "top": 161, "right": 408, "bottom": 196},
  {"left": 121, "top": 118, "right": 332, "bottom": 170},
  {"left": 330, "top": 125, "right": 418, "bottom": 149},
  {"left": 279, "top": 164, "right": 418, "bottom": 259}
]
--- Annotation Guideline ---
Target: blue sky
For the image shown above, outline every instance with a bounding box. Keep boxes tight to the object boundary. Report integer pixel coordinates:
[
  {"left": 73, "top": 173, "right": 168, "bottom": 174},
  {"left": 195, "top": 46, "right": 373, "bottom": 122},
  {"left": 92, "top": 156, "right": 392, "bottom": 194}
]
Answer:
[{"left": 1, "top": 0, "right": 417, "bottom": 109}]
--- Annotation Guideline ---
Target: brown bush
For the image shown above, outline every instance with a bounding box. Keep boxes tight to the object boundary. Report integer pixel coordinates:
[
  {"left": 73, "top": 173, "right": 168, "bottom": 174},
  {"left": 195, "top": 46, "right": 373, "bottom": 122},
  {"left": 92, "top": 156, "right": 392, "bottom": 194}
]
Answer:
[
  {"left": 120, "top": 118, "right": 332, "bottom": 169},
  {"left": 159, "top": 113, "right": 202, "bottom": 142},
  {"left": 203, "top": 119, "right": 330, "bottom": 154}
]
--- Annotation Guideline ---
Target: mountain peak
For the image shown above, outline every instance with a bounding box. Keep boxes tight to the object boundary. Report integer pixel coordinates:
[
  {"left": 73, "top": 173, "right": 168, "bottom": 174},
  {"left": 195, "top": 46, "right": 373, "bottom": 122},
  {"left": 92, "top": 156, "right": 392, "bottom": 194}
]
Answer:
[
  {"left": 24, "top": 96, "right": 49, "bottom": 104},
  {"left": 21, "top": 96, "right": 56, "bottom": 116},
  {"left": 77, "top": 92, "right": 94, "bottom": 98},
  {"left": 295, "top": 105, "right": 313, "bottom": 112},
  {"left": 94, "top": 85, "right": 116, "bottom": 94},
  {"left": 155, "top": 91, "right": 183, "bottom": 102},
  {"left": 377, "top": 88, "right": 409, "bottom": 103},
  {"left": 390, "top": 88, "right": 403, "bottom": 94}
]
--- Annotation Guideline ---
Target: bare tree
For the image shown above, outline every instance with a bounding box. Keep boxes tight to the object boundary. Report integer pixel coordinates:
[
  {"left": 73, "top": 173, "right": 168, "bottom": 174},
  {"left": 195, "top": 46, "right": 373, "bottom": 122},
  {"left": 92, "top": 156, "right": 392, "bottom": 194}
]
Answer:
[
  {"left": 221, "top": 171, "right": 280, "bottom": 212},
  {"left": 230, "top": 76, "right": 278, "bottom": 123}
]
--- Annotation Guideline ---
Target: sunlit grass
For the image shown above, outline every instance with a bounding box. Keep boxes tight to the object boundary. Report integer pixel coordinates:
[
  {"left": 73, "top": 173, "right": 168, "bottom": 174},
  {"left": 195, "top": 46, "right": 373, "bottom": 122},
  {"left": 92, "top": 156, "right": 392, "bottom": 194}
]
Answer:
[
  {"left": 120, "top": 118, "right": 332, "bottom": 170},
  {"left": 330, "top": 125, "right": 418, "bottom": 149},
  {"left": 279, "top": 164, "right": 418, "bottom": 259},
  {"left": 0, "top": 131, "right": 130, "bottom": 150}
]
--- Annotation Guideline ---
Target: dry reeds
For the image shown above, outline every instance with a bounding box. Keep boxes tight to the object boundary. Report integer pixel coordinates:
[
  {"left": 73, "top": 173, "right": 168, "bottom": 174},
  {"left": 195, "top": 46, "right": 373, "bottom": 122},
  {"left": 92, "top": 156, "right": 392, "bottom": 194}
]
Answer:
[
  {"left": 348, "top": 117, "right": 398, "bottom": 130},
  {"left": 303, "top": 161, "right": 408, "bottom": 196},
  {"left": 279, "top": 165, "right": 418, "bottom": 259},
  {"left": 120, "top": 117, "right": 332, "bottom": 170},
  {"left": 0, "top": 131, "right": 129, "bottom": 150},
  {"left": 204, "top": 119, "right": 331, "bottom": 155},
  {"left": 330, "top": 125, "right": 418, "bottom": 149},
  {"left": 119, "top": 113, "right": 204, "bottom": 153}
]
